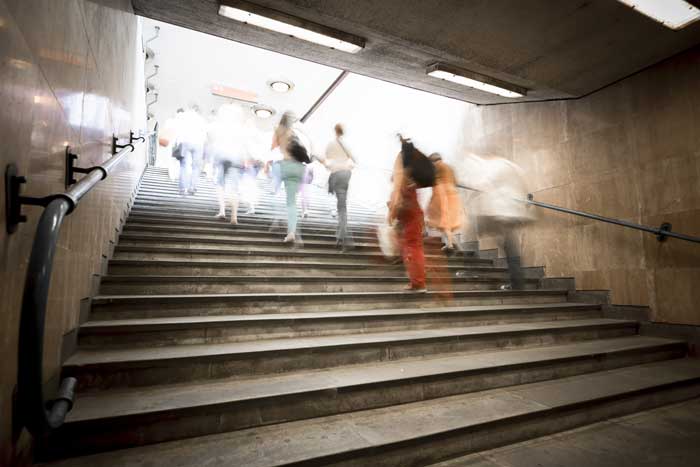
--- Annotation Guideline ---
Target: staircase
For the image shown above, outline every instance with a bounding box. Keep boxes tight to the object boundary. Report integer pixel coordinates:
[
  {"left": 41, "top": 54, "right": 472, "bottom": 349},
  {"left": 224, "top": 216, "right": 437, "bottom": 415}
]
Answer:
[{"left": 41, "top": 167, "right": 700, "bottom": 466}]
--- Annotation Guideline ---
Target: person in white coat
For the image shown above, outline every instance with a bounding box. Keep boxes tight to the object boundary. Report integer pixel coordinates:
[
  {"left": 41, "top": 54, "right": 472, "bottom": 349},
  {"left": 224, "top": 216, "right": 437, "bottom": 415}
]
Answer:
[
  {"left": 208, "top": 104, "right": 248, "bottom": 224},
  {"left": 466, "top": 154, "right": 536, "bottom": 289},
  {"left": 176, "top": 104, "right": 208, "bottom": 195}
]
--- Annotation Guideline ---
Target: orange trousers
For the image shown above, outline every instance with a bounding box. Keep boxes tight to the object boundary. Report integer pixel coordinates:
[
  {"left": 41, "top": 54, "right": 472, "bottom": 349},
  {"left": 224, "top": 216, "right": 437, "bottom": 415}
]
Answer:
[{"left": 399, "top": 205, "right": 426, "bottom": 288}]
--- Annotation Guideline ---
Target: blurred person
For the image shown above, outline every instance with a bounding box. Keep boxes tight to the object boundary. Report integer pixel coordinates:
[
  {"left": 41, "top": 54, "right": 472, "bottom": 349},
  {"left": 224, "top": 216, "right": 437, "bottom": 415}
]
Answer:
[
  {"left": 271, "top": 111, "right": 311, "bottom": 243},
  {"left": 203, "top": 108, "right": 218, "bottom": 181},
  {"left": 158, "top": 108, "right": 185, "bottom": 179},
  {"left": 426, "top": 153, "right": 463, "bottom": 251},
  {"left": 209, "top": 104, "right": 248, "bottom": 224},
  {"left": 388, "top": 136, "right": 429, "bottom": 292},
  {"left": 319, "top": 123, "right": 355, "bottom": 251},
  {"left": 299, "top": 164, "right": 314, "bottom": 219},
  {"left": 467, "top": 154, "right": 535, "bottom": 290},
  {"left": 240, "top": 159, "right": 262, "bottom": 215},
  {"left": 176, "top": 104, "right": 207, "bottom": 195}
]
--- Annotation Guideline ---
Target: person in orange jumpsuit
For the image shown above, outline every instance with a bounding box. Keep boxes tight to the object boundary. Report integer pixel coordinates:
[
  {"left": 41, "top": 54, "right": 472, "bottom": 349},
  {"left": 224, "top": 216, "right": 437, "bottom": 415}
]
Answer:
[{"left": 388, "top": 152, "right": 426, "bottom": 292}]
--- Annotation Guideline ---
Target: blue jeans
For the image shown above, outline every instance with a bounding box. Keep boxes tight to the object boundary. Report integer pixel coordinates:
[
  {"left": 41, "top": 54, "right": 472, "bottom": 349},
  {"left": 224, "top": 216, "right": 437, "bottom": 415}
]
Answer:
[
  {"left": 280, "top": 160, "right": 305, "bottom": 235},
  {"left": 179, "top": 142, "right": 203, "bottom": 192}
]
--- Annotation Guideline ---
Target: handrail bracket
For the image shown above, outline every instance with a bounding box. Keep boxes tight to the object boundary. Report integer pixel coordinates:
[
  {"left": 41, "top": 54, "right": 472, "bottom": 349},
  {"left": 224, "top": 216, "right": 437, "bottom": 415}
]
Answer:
[
  {"left": 5, "top": 164, "right": 69, "bottom": 234},
  {"left": 657, "top": 222, "right": 672, "bottom": 242},
  {"left": 65, "top": 147, "right": 107, "bottom": 187}
]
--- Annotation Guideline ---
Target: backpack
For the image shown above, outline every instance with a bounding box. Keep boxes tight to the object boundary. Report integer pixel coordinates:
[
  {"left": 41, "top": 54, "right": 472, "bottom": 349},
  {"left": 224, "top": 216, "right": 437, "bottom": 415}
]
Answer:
[
  {"left": 401, "top": 139, "right": 435, "bottom": 188},
  {"left": 288, "top": 127, "right": 312, "bottom": 164}
]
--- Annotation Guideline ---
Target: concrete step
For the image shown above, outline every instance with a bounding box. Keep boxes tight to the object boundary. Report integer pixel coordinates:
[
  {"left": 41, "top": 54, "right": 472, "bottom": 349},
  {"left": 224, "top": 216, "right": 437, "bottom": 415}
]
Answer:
[
  {"left": 427, "top": 398, "right": 700, "bottom": 467},
  {"left": 134, "top": 191, "right": 379, "bottom": 218},
  {"left": 107, "top": 258, "right": 503, "bottom": 277},
  {"left": 44, "top": 337, "right": 684, "bottom": 459},
  {"left": 118, "top": 232, "right": 384, "bottom": 252},
  {"left": 98, "top": 274, "right": 539, "bottom": 295},
  {"left": 128, "top": 209, "right": 381, "bottom": 236},
  {"left": 123, "top": 222, "right": 379, "bottom": 242},
  {"left": 125, "top": 213, "right": 382, "bottom": 237},
  {"left": 89, "top": 289, "right": 569, "bottom": 319},
  {"left": 130, "top": 205, "right": 382, "bottom": 229},
  {"left": 120, "top": 227, "right": 453, "bottom": 254},
  {"left": 79, "top": 302, "right": 602, "bottom": 346},
  {"left": 43, "top": 359, "right": 700, "bottom": 466},
  {"left": 65, "top": 318, "right": 638, "bottom": 391},
  {"left": 132, "top": 199, "right": 382, "bottom": 225},
  {"left": 112, "top": 244, "right": 486, "bottom": 266}
]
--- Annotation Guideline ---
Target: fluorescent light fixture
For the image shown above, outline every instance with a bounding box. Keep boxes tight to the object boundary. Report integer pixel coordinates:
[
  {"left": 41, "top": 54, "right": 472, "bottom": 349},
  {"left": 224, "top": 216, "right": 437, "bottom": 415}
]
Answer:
[
  {"left": 616, "top": 0, "right": 700, "bottom": 30},
  {"left": 269, "top": 80, "right": 293, "bottom": 93},
  {"left": 426, "top": 63, "right": 526, "bottom": 98},
  {"left": 252, "top": 105, "right": 275, "bottom": 119},
  {"left": 219, "top": 1, "right": 365, "bottom": 53}
]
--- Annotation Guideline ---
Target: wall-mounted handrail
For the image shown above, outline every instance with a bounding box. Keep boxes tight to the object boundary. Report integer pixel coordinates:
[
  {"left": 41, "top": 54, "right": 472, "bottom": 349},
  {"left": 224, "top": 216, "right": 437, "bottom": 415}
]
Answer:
[
  {"left": 456, "top": 183, "right": 700, "bottom": 244},
  {"left": 14, "top": 133, "right": 148, "bottom": 436}
]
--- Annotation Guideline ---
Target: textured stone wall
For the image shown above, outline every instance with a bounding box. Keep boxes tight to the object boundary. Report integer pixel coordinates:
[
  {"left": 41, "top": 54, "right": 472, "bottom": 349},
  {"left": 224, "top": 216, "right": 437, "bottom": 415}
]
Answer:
[
  {"left": 0, "top": 1, "right": 145, "bottom": 463},
  {"left": 460, "top": 46, "right": 700, "bottom": 326}
]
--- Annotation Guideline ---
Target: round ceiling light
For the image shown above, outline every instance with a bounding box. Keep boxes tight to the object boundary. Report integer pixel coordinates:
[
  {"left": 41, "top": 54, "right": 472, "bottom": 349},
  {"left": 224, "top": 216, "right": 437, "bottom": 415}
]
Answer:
[
  {"left": 268, "top": 80, "right": 294, "bottom": 93},
  {"left": 252, "top": 105, "right": 275, "bottom": 119}
]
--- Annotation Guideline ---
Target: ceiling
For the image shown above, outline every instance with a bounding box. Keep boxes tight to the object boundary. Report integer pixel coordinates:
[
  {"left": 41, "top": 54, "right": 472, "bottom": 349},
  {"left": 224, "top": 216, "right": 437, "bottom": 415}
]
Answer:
[
  {"left": 133, "top": 0, "right": 700, "bottom": 105},
  {"left": 142, "top": 17, "right": 341, "bottom": 131}
]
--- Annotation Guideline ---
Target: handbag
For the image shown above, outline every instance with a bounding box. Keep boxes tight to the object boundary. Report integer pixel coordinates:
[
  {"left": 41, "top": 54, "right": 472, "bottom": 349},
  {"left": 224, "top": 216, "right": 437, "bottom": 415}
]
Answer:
[
  {"left": 171, "top": 143, "right": 183, "bottom": 161},
  {"left": 377, "top": 224, "right": 399, "bottom": 258}
]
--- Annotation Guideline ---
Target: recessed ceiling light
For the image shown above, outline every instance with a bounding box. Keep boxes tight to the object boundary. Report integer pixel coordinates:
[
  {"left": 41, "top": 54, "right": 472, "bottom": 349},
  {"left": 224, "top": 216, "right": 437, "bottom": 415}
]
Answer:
[
  {"left": 269, "top": 80, "right": 293, "bottom": 93},
  {"left": 426, "top": 63, "right": 526, "bottom": 99},
  {"left": 218, "top": 2, "right": 365, "bottom": 53},
  {"left": 616, "top": 0, "right": 700, "bottom": 30},
  {"left": 252, "top": 105, "right": 275, "bottom": 119}
]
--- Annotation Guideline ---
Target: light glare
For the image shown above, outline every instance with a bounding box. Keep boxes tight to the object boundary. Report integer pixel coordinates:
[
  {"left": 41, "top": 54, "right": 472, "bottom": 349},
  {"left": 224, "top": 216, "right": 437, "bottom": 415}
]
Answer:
[
  {"left": 616, "top": 0, "right": 700, "bottom": 29},
  {"left": 427, "top": 70, "right": 524, "bottom": 98},
  {"left": 270, "top": 81, "right": 292, "bottom": 93},
  {"left": 219, "top": 5, "right": 363, "bottom": 53}
]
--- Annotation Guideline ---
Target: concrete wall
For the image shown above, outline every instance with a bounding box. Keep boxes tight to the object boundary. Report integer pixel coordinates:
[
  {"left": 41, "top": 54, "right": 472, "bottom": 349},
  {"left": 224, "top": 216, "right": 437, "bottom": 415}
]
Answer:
[
  {"left": 461, "top": 46, "right": 700, "bottom": 326},
  {"left": 0, "top": 0, "right": 145, "bottom": 463}
]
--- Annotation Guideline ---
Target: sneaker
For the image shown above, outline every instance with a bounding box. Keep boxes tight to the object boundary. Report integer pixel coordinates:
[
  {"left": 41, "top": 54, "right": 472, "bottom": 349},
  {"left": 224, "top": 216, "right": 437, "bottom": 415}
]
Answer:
[
  {"left": 283, "top": 233, "right": 295, "bottom": 243},
  {"left": 214, "top": 213, "right": 226, "bottom": 220},
  {"left": 404, "top": 284, "right": 427, "bottom": 293}
]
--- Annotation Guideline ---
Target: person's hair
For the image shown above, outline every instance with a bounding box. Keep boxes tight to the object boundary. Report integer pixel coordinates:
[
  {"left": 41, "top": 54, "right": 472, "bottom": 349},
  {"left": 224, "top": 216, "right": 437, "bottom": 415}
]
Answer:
[
  {"left": 279, "top": 111, "right": 296, "bottom": 129},
  {"left": 334, "top": 123, "right": 344, "bottom": 137},
  {"left": 176, "top": 108, "right": 184, "bottom": 113}
]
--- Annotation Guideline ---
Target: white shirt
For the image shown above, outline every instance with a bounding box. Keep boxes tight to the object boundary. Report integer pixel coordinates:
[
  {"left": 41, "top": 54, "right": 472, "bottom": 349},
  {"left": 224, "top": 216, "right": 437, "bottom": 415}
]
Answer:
[
  {"left": 324, "top": 138, "right": 354, "bottom": 173},
  {"left": 175, "top": 110, "right": 207, "bottom": 146}
]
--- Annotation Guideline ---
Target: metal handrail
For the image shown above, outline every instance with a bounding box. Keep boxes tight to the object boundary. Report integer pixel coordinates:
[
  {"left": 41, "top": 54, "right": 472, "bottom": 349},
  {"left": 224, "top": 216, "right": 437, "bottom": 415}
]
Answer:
[
  {"left": 456, "top": 183, "right": 700, "bottom": 244},
  {"left": 17, "top": 135, "right": 148, "bottom": 436}
]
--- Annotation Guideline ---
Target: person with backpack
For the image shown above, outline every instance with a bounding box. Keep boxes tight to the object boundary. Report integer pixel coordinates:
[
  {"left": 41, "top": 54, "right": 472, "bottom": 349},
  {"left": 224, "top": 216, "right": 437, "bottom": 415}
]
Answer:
[
  {"left": 320, "top": 123, "right": 355, "bottom": 251},
  {"left": 271, "top": 112, "right": 311, "bottom": 244},
  {"left": 388, "top": 135, "right": 435, "bottom": 292}
]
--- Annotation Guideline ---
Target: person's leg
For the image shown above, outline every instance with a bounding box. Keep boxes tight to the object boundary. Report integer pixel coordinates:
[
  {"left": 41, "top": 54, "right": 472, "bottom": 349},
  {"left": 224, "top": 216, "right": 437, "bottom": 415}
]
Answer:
[
  {"left": 189, "top": 145, "right": 204, "bottom": 193},
  {"left": 215, "top": 160, "right": 227, "bottom": 218},
  {"left": 334, "top": 170, "right": 352, "bottom": 248},
  {"left": 401, "top": 208, "right": 426, "bottom": 290},
  {"left": 228, "top": 168, "right": 240, "bottom": 225},
  {"left": 503, "top": 225, "right": 524, "bottom": 289},
  {"left": 179, "top": 144, "right": 192, "bottom": 194},
  {"left": 281, "top": 160, "right": 303, "bottom": 241},
  {"left": 300, "top": 182, "right": 309, "bottom": 218},
  {"left": 271, "top": 161, "right": 282, "bottom": 194}
]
